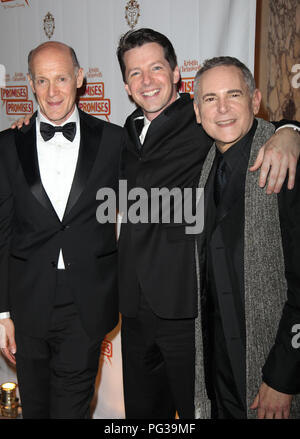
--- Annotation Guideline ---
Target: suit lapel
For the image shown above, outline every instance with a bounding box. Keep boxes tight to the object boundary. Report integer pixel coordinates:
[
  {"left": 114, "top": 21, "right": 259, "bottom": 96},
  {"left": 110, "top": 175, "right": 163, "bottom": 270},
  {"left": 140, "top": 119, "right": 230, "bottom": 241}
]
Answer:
[
  {"left": 200, "top": 139, "right": 250, "bottom": 229},
  {"left": 215, "top": 123, "right": 257, "bottom": 226},
  {"left": 15, "top": 113, "right": 60, "bottom": 221},
  {"left": 16, "top": 110, "right": 102, "bottom": 221},
  {"left": 199, "top": 145, "right": 246, "bottom": 403},
  {"left": 63, "top": 112, "right": 103, "bottom": 219},
  {"left": 125, "top": 109, "right": 143, "bottom": 157}
]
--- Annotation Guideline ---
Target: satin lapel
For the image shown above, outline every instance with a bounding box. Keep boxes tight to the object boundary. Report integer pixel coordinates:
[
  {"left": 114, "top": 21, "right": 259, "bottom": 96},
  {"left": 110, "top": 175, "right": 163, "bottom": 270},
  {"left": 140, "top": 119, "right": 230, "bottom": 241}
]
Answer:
[
  {"left": 125, "top": 110, "right": 143, "bottom": 157},
  {"left": 15, "top": 115, "right": 60, "bottom": 220},
  {"left": 131, "top": 117, "right": 143, "bottom": 152},
  {"left": 63, "top": 114, "right": 102, "bottom": 219},
  {"left": 141, "top": 112, "right": 170, "bottom": 155}
]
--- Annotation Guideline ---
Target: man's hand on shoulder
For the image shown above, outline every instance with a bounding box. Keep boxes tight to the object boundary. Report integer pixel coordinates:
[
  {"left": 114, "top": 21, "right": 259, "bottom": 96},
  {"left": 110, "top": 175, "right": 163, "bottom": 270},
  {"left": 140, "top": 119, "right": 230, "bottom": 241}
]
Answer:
[
  {"left": 0, "top": 318, "right": 16, "bottom": 365},
  {"left": 10, "top": 114, "right": 32, "bottom": 130},
  {"left": 250, "top": 127, "right": 300, "bottom": 194},
  {"left": 250, "top": 381, "right": 292, "bottom": 419}
]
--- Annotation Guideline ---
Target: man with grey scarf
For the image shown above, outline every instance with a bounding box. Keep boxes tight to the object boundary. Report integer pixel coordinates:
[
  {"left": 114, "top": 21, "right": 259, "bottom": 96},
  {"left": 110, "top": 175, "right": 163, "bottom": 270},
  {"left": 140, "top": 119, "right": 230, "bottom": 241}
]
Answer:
[{"left": 193, "top": 56, "right": 300, "bottom": 419}]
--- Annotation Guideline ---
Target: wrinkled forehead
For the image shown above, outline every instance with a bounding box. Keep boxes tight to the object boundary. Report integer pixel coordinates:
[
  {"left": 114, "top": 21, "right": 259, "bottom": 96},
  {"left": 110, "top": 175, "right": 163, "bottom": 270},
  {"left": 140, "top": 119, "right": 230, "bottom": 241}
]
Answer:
[
  {"left": 199, "top": 65, "right": 248, "bottom": 95},
  {"left": 30, "top": 44, "right": 74, "bottom": 74}
]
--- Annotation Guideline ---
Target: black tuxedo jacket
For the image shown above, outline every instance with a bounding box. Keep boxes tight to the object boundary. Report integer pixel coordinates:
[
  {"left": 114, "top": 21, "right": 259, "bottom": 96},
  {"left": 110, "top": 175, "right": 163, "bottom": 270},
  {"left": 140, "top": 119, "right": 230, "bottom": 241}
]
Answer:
[
  {"left": 0, "top": 109, "right": 124, "bottom": 339},
  {"left": 118, "top": 94, "right": 212, "bottom": 318}
]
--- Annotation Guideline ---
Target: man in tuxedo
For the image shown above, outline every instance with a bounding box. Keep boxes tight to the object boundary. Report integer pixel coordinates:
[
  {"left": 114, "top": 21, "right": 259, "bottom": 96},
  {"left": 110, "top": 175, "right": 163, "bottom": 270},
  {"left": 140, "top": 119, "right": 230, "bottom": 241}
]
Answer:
[
  {"left": 116, "top": 28, "right": 300, "bottom": 418},
  {"left": 0, "top": 41, "right": 123, "bottom": 418},
  {"left": 193, "top": 56, "right": 300, "bottom": 419}
]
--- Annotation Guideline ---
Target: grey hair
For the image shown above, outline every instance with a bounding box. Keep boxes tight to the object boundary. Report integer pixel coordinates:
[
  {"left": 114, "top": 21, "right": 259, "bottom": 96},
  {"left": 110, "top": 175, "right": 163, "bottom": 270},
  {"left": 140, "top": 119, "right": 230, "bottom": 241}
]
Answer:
[
  {"left": 28, "top": 41, "right": 80, "bottom": 79},
  {"left": 194, "top": 56, "right": 256, "bottom": 103}
]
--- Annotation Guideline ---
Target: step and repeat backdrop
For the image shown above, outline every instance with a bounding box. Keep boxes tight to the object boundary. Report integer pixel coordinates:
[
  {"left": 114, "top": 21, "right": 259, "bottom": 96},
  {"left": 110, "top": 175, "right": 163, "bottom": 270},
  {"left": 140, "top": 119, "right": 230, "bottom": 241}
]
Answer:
[{"left": 0, "top": 0, "right": 256, "bottom": 418}]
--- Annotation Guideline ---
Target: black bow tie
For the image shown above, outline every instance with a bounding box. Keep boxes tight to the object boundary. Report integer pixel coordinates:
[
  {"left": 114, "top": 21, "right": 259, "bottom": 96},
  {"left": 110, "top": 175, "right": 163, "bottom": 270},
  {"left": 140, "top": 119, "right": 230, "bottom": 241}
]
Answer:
[{"left": 40, "top": 122, "right": 76, "bottom": 142}]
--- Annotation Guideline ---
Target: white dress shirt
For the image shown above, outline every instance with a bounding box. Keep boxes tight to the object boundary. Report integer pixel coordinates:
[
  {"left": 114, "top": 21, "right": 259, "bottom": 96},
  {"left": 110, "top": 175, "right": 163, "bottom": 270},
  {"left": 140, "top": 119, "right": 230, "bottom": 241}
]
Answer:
[
  {"left": 139, "top": 116, "right": 151, "bottom": 144},
  {"left": 134, "top": 115, "right": 151, "bottom": 145},
  {"left": 36, "top": 107, "right": 80, "bottom": 269}
]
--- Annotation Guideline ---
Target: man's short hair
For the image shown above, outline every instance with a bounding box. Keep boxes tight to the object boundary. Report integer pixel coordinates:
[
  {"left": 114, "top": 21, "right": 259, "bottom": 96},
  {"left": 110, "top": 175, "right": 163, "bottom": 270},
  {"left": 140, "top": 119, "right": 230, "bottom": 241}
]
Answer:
[
  {"left": 117, "top": 28, "right": 178, "bottom": 82},
  {"left": 28, "top": 41, "right": 80, "bottom": 79},
  {"left": 194, "top": 56, "right": 256, "bottom": 103}
]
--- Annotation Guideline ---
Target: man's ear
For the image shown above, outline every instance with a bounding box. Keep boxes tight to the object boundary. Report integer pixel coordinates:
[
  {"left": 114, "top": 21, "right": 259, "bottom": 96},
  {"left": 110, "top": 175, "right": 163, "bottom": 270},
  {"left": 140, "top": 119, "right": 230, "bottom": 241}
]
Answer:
[
  {"left": 252, "top": 89, "right": 262, "bottom": 115},
  {"left": 27, "top": 73, "right": 35, "bottom": 94},
  {"left": 124, "top": 82, "right": 132, "bottom": 97},
  {"left": 193, "top": 101, "right": 202, "bottom": 124},
  {"left": 76, "top": 68, "right": 84, "bottom": 89},
  {"left": 173, "top": 65, "right": 181, "bottom": 86}
]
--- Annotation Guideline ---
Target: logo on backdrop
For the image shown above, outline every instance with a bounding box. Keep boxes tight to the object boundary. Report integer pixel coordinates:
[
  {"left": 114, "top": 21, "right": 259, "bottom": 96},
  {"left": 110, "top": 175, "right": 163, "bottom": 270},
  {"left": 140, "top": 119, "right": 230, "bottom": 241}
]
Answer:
[
  {"left": 0, "top": 0, "right": 29, "bottom": 8},
  {"left": 1, "top": 73, "right": 33, "bottom": 116},
  {"left": 179, "top": 59, "right": 201, "bottom": 99},
  {"left": 292, "top": 64, "right": 300, "bottom": 89},
  {"left": 125, "top": 0, "right": 140, "bottom": 29},
  {"left": 101, "top": 339, "right": 113, "bottom": 365},
  {"left": 78, "top": 67, "right": 111, "bottom": 122},
  {"left": 43, "top": 12, "right": 55, "bottom": 40}
]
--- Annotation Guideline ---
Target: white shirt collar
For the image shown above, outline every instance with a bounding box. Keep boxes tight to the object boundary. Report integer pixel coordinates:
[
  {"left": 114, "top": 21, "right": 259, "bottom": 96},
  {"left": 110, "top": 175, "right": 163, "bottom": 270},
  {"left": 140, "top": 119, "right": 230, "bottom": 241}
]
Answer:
[
  {"left": 37, "top": 106, "right": 79, "bottom": 127},
  {"left": 143, "top": 115, "right": 151, "bottom": 127},
  {"left": 135, "top": 93, "right": 181, "bottom": 128},
  {"left": 36, "top": 106, "right": 80, "bottom": 148}
]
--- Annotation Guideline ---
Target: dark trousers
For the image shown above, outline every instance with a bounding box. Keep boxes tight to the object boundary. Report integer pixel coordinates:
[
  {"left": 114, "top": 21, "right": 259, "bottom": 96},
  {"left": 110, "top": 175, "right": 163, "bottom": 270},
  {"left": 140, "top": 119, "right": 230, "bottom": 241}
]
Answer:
[
  {"left": 15, "top": 272, "right": 102, "bottom": 419},
  {"left": 121, "top": 293, "right": 195, "bottom": 419},
  {"left": 211, "top": 313, "right": 246, "bottom": 419}
]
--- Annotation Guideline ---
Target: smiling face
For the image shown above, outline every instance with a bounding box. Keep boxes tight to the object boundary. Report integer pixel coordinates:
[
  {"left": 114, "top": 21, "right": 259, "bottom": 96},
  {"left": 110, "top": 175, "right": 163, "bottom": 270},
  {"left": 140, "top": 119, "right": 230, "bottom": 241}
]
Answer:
[
  {"left": 123, "top": 42, "right": 180, "bottom": 121},
  {"left": 194, "top": 65, "right": 261, "bottom": 152},
  {"left": 28, "top": 43, "right": 84, "bottom": 125}
]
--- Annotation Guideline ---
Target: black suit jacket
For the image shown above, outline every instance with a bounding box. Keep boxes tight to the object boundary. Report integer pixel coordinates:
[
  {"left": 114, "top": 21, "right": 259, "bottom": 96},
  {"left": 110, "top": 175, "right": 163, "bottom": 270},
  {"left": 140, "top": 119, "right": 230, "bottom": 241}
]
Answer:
[
  {"left": 200, "top": 132, "right": 300, "bottom": 398},
  {"left": 118, "top": 94, "right": 212, "bottom": 318},
  {"left": 0, "top": 109, "right": 124, "bottom": 339},
  {"left": 200, "top": 144, "right": 248, "bottom": 404},
  {"left": 118, "top": 93, "right": 300, "bottom": 320}
]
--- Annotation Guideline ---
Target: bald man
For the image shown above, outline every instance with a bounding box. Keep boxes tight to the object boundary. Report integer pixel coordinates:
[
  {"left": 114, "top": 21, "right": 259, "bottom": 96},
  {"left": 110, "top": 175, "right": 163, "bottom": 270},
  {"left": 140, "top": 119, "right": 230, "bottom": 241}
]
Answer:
[{"left": 0, "top": 41, "right": 123, "bottom": 418}]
